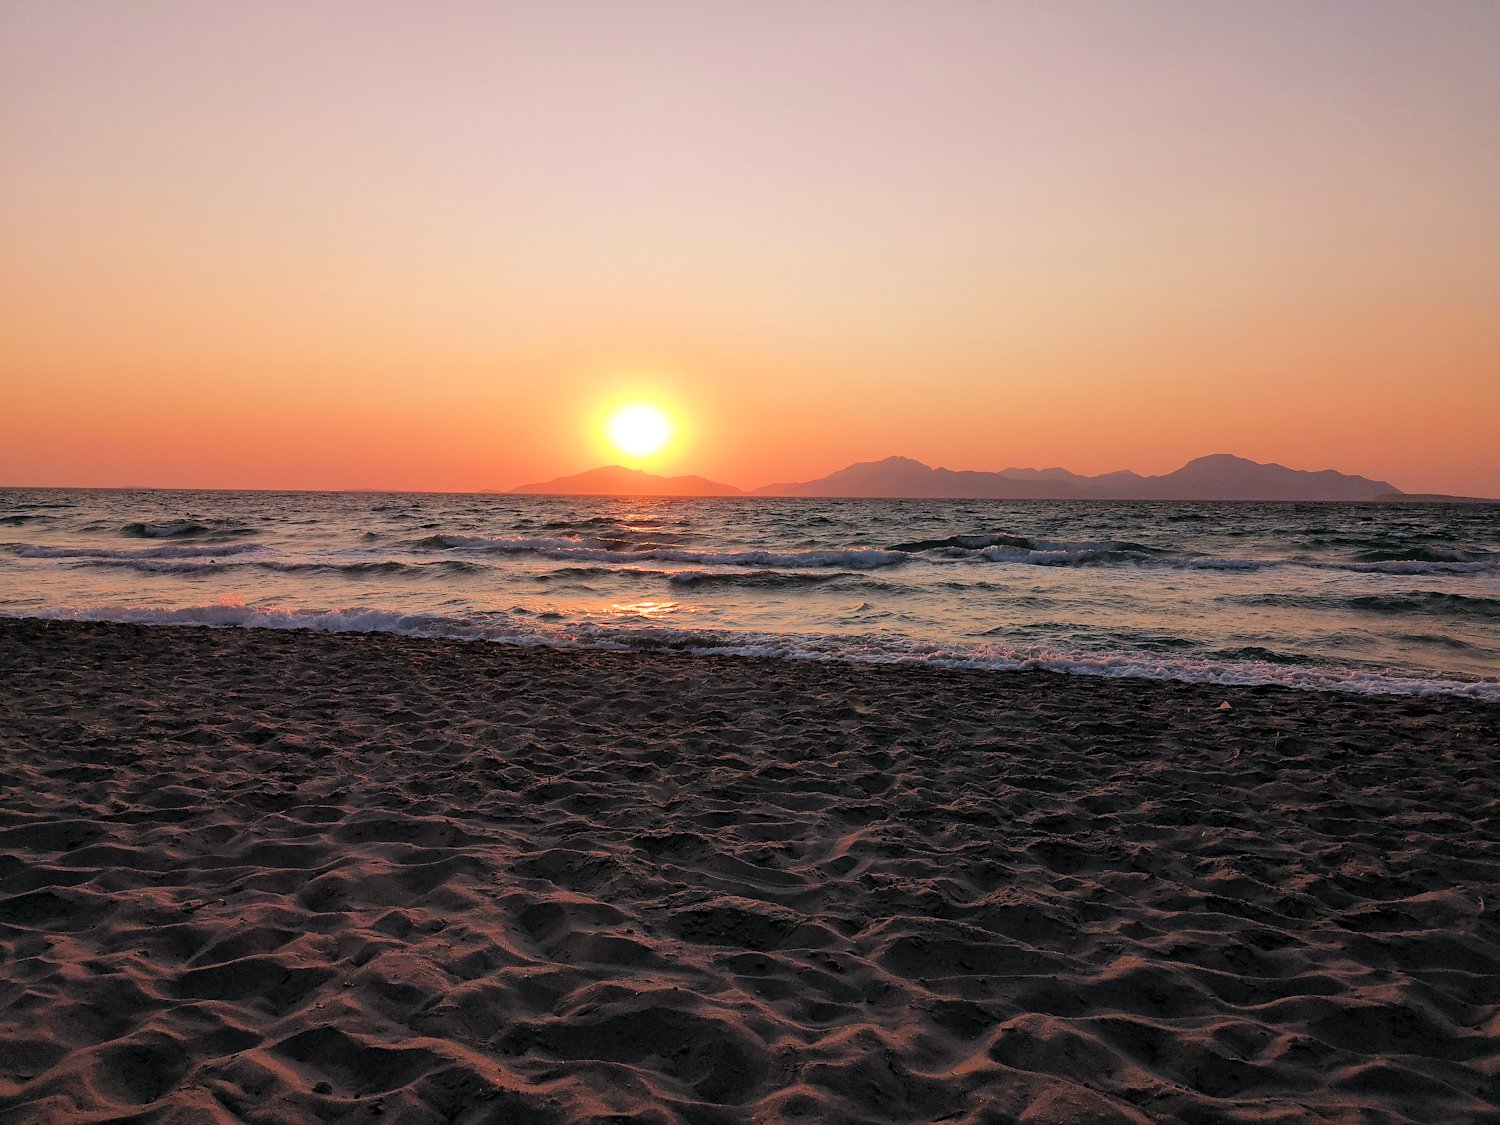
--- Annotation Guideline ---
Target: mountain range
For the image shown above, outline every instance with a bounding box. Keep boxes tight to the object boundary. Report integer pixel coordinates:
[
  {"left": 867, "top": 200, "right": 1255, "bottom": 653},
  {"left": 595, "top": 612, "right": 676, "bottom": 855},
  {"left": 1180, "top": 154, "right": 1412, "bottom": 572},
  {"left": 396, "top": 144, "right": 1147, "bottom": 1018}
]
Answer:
[
  {"left": 509, "top": 453, "right": 1439, "bottom": 501},
  {"left": 751, "top": 454, "right": 1404, "bottom": 501}
]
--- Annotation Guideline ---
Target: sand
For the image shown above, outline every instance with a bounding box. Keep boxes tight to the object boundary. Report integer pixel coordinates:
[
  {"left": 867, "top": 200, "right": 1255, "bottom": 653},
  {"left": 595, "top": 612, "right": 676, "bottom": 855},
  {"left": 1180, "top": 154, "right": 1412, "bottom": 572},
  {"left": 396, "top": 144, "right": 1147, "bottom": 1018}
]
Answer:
[{"left": 0, "top": 618, "right": 1496, "bottom": 1123}]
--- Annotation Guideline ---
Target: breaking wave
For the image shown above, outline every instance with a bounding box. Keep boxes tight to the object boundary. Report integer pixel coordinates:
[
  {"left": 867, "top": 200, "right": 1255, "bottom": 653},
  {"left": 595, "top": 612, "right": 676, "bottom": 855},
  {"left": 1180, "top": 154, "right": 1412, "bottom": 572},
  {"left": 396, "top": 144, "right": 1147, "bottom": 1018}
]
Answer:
[
  {"left": 120, "top": 519, "right": 256, "bottom": 540},
  {"left": 1351, "top": 546, "right": 1488, "bottom": 565},
  {"left": 8, "top": 601, "right": 1495, "bottom": 701},
  {"left": 419, "top": 534, "right": 909, "bottom": 570}
]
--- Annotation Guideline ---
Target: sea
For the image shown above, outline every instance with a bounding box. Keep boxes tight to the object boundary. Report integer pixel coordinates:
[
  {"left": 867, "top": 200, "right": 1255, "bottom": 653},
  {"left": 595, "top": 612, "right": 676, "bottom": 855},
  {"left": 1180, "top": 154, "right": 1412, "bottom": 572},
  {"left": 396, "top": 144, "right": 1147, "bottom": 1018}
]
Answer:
[{"left": 2, "top": 488, "right": 1496, "bottom": 700}]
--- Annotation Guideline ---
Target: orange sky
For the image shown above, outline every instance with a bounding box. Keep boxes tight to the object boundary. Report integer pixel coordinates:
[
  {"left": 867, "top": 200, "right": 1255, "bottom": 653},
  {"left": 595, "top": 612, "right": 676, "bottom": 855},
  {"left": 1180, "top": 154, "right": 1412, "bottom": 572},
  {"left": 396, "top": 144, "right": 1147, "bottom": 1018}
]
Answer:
[{"left": 3, "top": 2, "right": 1498, "bottom": 495}]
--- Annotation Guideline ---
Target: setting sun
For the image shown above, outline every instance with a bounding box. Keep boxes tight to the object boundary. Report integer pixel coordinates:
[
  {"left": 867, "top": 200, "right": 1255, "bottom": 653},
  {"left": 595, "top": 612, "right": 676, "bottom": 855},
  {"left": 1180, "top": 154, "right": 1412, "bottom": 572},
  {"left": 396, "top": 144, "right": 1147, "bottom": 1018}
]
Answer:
[
  {"left": 606, "top": 404, "right": 672, "bottom": 459},
  {"left": 3, "top": 6, "right": 1498, "bottom": 1121}
]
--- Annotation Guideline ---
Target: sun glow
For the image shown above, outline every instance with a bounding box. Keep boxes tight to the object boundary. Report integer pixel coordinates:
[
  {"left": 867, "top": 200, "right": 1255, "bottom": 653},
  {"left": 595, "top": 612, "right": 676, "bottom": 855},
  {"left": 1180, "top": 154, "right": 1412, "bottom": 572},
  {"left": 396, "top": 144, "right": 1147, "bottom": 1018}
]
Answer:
[{"left": 606, "top": 403, "right": 673, "bottom": 459}]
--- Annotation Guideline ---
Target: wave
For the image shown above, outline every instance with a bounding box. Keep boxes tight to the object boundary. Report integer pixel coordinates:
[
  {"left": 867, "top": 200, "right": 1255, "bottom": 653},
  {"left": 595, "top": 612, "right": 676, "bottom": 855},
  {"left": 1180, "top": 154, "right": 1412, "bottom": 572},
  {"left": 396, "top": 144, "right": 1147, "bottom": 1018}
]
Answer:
[
  {"left": 257, "top": 559, "right": 486, "bottom": 578},
  {"left": 420, "top": 534, "right": 909, "bottom": 570},
  {"left": 19, "top": 602, "right": 463, "bottom": 638},
  {"left": 666, "top": 570, "right": 848, "bottom": 589},
  {"left": 976, "top": 542, "right": 1217, "bottom": 568},
  {"left": 888, "top": 530, "right": 1499, "bottom": 575},
  {"left": 1351, "top": 546, "right": 1488, "bottom": 564},
  {"left": 5, "top": 500, "right": 77, "bottom": 511},
  {"left": 417, "top": 533, "right": 628, "bottom": 552},
  {"left": 8, "top": 602, "right": 1495, "bottom": 700},
  {"left": 531, "top": 565, "right": 637, "bottom": 581},
  {"left": 421, "top": 530, "right": 1243, "bottom": 571},
  {"left": 1330, "top": 558, "right": 1497, "bottom": 575},
  {"left": 1229, "top": 591, "right": 1500, "bottom": 620},
  {"left": 14, "top": 528, "right": 1495, "bottom": 582},
  {"left": 964, "top": 540, "right": 1264, "bottom": 570},
  {"left": 120, "top": 519, "right": 256, "bottom": 540},
  {"left": 888, "top": 533, "right": 1040, "bottom": 552},
  {"left": 16, "top": 552, "right": 486, "bottom": 579},
  {"left": 1209, "top": 646, "right": 1317, "bottom": 666},
  {"left": 72, "top": 557, "right": 244, "bottom": 576},
  {"left": 1392, "top": 632, "right": 1483, "bottom": 652},
  {"left": 884, "top": 531, "right": 1258, "bottom": 569},
  {"left": 1346, "top": 592, "right": 1500, "bottom": 619},
  {"left": 9, "top": 542, "right": 265, "bottom": 561},
  {"left": 540, "top": 516, "right": 679, "bottom": 533}
]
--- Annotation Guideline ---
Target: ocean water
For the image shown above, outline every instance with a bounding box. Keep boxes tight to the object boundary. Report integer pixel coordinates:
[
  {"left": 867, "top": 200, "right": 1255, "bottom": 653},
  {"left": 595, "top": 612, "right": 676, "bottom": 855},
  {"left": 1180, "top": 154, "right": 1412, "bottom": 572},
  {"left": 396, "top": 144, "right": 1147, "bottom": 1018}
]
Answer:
[{"left": 2, "top": 488, "right": 1496, "bottom": 699}]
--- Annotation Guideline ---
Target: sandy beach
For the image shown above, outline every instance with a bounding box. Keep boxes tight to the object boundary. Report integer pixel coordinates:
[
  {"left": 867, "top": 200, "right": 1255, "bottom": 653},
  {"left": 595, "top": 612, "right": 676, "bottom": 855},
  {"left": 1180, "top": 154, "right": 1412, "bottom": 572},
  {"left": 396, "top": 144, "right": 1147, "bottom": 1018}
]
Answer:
[{"left": 0, "top": 617, "right": 1496, "bottom": 1122}]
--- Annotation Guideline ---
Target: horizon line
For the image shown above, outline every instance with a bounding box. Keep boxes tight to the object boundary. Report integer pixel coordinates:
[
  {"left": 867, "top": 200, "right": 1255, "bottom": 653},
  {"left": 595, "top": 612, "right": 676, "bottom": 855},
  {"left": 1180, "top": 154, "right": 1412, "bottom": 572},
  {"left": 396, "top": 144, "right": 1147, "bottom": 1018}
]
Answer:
[
  {"left": 4, "top": 451, "right": 1498, "bottom": 502},
  {"left": 3, "top": 485, "right": 1497, "bottom": 504}
]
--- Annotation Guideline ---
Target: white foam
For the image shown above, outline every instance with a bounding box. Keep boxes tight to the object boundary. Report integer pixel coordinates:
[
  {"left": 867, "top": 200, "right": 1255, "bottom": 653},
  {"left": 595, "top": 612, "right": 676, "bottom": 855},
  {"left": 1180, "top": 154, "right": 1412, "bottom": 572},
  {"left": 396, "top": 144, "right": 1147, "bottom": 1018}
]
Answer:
[
  {"left": 428, "top": 535, "right": 908, "bottom": 570},
  {"left": 10, "top": 602, "right": 1495, "bottom": 701}
]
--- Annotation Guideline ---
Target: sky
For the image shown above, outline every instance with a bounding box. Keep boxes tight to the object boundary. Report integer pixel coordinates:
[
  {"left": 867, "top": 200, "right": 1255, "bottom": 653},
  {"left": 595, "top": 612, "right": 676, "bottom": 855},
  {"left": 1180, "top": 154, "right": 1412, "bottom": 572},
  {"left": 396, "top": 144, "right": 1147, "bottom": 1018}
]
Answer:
[{"left": 2, "top": 1, "right": 1498, "bottom": 495}]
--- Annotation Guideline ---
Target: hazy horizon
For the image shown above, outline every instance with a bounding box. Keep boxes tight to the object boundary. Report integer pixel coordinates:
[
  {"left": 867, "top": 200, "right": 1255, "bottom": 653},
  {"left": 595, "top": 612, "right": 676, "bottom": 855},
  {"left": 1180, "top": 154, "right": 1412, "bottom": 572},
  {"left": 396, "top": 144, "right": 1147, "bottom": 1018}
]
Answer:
[
  {"left": 4, "top": 2, "right": 1498, "bottom": 494},
  {"left": 9, "top": 447, "right": 1494, "bottom": 498}
]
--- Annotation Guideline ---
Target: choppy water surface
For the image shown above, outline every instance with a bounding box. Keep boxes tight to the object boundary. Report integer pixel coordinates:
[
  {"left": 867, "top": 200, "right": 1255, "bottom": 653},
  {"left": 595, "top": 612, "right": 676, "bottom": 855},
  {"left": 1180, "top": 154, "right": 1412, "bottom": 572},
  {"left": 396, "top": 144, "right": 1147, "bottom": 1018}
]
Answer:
[{"left": 2, "top": 488, "right": 1496, "bottom": 698}]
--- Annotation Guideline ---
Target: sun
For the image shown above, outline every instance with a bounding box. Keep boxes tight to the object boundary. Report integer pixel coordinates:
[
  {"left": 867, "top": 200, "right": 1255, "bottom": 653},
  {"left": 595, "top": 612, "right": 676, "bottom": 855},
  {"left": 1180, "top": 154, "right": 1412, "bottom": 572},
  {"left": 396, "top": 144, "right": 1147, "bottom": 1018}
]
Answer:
[{"left": 606, "top": 403, "right": 672, "bottom": 459}]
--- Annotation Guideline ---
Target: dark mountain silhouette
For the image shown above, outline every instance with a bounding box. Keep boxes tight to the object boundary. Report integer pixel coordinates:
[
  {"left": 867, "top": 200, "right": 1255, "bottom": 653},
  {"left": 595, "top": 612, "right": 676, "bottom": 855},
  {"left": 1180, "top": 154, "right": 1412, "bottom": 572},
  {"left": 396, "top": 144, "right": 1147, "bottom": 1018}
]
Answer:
[
  {"left": 1118, "top": 454, "right": 1398, "bottom": 501},
  {"left": 753, "top": 456, "right": 1102, "bottom": 499},
  {"left": 510, "top": 465, "right": 741, "bottom": 496},
  {"left": 753, "top": 454, "right": 1401, "bottom": 501},
  {"left": 509, "top": 454, "right": 1439, "bottom": 501}
]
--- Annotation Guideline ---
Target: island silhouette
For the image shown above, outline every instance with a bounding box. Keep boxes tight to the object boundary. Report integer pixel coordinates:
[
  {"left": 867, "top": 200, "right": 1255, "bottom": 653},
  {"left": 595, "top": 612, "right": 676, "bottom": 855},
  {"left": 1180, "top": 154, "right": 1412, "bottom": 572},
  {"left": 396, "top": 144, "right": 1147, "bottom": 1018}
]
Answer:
[{"left": 508, "top": 453, "right": 1493, "bottom": 501}]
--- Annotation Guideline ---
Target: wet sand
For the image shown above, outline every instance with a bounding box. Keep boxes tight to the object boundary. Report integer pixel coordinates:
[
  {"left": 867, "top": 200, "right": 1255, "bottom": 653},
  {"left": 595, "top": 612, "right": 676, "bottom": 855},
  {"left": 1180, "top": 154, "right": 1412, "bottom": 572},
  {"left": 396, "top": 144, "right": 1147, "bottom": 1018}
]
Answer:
[{"left": 0, "top": 617, "right": 1496, "bottom": 1123}]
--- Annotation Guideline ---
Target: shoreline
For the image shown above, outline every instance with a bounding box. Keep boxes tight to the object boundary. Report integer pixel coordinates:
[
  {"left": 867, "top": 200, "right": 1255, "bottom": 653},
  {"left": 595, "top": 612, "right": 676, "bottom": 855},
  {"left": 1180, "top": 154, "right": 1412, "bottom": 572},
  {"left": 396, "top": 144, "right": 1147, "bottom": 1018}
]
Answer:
[
  {"left": 1, "top": 617, "right": 1496, "bottom": 1121},
  {"left": 5, "top": 612, "right": 1495, "bottom": 703}
]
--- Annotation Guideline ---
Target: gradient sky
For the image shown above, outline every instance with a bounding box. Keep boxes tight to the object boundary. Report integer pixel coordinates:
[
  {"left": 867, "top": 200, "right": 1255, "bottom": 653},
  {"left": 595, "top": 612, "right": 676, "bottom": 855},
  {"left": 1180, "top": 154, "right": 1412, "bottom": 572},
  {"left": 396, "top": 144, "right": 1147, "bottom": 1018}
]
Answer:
[{"left": 3, "top": 1, "right": 1498, "bottom": 494}]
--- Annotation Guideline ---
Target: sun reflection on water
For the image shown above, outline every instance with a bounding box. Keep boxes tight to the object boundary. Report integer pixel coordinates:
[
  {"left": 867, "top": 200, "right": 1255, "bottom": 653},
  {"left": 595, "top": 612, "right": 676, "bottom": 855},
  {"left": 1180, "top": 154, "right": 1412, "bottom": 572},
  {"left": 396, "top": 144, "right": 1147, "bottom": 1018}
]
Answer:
[{"left": 610, "top": 599, "right": 679, "bottom": 620}]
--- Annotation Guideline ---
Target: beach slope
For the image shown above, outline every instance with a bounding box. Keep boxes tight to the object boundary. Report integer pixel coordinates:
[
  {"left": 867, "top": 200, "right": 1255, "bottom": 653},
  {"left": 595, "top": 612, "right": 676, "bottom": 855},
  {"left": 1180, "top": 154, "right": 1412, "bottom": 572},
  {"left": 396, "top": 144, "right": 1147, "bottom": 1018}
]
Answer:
[{"left": 0, "top": 619, "right": 1496, "bottom": 1122}]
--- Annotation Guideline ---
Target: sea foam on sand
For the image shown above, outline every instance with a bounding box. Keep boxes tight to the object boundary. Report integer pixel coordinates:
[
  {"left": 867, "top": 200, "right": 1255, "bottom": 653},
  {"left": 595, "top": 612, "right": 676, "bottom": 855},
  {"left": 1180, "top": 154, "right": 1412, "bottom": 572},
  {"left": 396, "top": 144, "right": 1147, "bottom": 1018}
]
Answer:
[{"left": 0, "top": 618, "right": 1496, "bottom": 1123}]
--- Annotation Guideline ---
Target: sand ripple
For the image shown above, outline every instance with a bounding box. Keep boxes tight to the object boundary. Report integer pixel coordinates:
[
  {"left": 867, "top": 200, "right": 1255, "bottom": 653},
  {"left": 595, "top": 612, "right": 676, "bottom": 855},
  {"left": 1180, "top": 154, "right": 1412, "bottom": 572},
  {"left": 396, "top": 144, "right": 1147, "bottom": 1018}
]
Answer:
[{"left": 0, "top": 619, "right": 1497, "bottom": 1122}]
